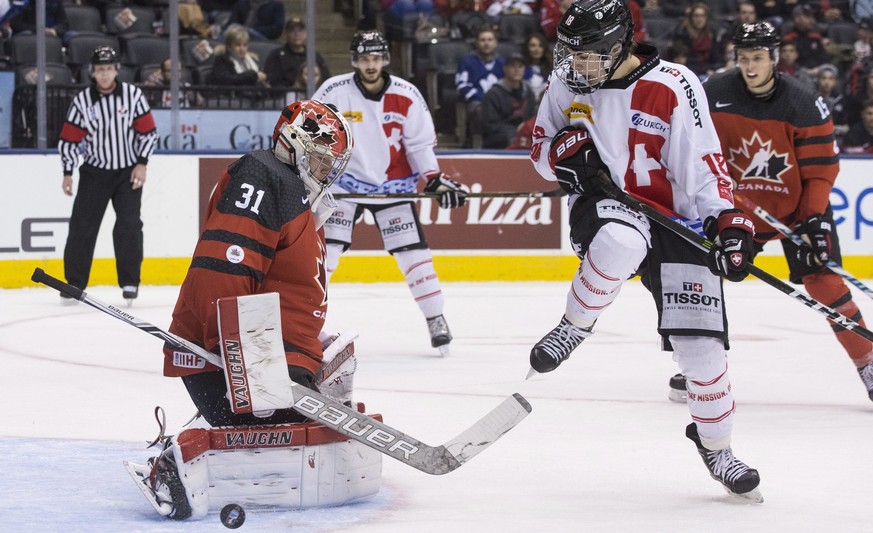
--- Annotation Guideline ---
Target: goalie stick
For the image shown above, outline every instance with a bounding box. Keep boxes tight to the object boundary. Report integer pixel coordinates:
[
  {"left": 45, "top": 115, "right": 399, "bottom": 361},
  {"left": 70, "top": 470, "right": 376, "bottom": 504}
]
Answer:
[
  {"left": 600, "top": 190, "right": 873, "bottom": 344},
  {"left": 333, "top": 189, "right": 566, "bottom": 200},
  {"left": 30, "top": 268, "right": 532, "bottom": 475},
  {"left": 733, "top": 193, "right": 873, "bottom": 300}
]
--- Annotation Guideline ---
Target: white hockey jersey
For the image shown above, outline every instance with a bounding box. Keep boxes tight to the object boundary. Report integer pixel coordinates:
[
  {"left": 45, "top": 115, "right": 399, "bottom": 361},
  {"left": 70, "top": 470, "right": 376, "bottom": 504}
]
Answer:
[
  {"left": 531, "top": 47, "right": 735, "bottom": 223},
  {"left": 312, "top": 72, "right": 440, "bottom": 201}
]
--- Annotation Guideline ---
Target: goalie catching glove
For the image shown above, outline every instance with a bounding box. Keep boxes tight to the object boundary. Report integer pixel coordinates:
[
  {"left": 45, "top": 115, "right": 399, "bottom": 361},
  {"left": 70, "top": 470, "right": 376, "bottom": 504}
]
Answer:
[
  {"left": 704, "top": 209, "right": 755, "bottom": 282},
  {"left": 424, "top": 172, "right": 468, "bottom": 208},
  {"left": 549, "top": 127, "right": 615, "bottom": 197},
  {"left": 794, "top": 214, "right": 832, "bottom": 266}
]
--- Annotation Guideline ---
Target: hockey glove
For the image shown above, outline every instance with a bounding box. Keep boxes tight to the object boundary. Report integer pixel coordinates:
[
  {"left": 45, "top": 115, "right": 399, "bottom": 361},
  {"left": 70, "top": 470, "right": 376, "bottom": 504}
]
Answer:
[
  {"left": 794, "top": 214, "right": 832, "bottom": 266},
  {"left": 548, "top": 126, "right": 615, "bottom": 197},
  {"left": 424, "top": 172, "right": 468, "bottom": 209},
  {"left": 703, "top": 209, "right": 755, "bottom": 282}
]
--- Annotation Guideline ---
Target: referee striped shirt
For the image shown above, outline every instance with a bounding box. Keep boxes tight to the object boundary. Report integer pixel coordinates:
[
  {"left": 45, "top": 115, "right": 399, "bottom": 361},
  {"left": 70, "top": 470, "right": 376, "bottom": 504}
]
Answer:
[{"left": 58, "top": 82, "right": 158, "bottom": 175}]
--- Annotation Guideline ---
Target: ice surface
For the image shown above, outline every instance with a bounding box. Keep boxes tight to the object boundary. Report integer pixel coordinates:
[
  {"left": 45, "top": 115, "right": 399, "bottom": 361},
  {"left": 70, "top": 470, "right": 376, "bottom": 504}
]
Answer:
[{"left": 2, "top": 280, "right": 871, "bottom": 532}]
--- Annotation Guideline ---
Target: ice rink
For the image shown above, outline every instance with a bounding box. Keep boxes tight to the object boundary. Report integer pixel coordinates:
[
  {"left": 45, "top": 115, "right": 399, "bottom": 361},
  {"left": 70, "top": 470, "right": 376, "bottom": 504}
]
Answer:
[{"left": 2, "top": 278, "right": 872, "bottom": 532}]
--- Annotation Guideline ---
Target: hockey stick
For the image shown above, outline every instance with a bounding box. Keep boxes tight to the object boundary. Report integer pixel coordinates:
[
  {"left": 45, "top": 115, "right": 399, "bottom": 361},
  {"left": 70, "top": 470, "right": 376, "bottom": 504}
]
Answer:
[
  {"left": 733, "top": 193, "right": 873, "bottom": 300},
  {"left": 31, "top": 267, "right": 532, "bottom": 475},
  {"left": 333, "top": 189, "right": 566, "bottom": 200},
  {"left": 600, "top": 191, "right": 873, "bottom": 343}
]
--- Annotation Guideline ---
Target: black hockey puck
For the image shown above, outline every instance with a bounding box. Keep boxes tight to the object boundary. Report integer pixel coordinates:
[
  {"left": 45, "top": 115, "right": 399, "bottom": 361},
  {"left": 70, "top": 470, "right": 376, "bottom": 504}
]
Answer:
[{"left": 220, "top": 503, "right": 246, "bottom": 529}]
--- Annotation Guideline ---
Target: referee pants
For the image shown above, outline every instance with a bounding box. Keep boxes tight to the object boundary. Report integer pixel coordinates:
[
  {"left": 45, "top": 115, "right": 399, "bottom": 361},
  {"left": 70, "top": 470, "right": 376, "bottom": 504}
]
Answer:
[{"left": 64, "top": 164, "right": 143, "bottom": 290}]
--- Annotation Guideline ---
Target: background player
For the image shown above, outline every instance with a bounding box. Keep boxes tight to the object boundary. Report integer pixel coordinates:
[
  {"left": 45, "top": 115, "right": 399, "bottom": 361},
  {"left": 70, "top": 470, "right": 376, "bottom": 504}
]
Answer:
[
  {"left": 668, "top": 22, "right": 873, "bottom": 403},
  {"left": 313, "top": 30, "right": 468, "bottom": 355},
  {"left": 527, "top": 0, "right": 761, "bottom": 501}
]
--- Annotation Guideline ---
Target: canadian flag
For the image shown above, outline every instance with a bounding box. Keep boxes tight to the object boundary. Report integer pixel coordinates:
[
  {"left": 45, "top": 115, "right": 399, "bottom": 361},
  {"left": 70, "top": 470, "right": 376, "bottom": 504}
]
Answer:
[{"left": 181, "top": 124, "right": 198, "bottom": 134}]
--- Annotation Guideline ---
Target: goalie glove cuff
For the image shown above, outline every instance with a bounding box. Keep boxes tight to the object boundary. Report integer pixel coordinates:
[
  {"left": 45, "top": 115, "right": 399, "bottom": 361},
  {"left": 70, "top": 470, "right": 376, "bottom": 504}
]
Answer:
[{"left": 424, "top": 172, "right": 468, "bottom": 209}]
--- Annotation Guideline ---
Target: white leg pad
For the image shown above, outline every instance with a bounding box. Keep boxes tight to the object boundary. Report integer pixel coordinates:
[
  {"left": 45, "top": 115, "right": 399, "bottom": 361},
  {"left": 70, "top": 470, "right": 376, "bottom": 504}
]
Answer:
[
  {"left": 172, "top": 411, "right": 383, "bottom": 512},
  {"left": 217, "top": 293, "right": 296, "bottom": 415}
]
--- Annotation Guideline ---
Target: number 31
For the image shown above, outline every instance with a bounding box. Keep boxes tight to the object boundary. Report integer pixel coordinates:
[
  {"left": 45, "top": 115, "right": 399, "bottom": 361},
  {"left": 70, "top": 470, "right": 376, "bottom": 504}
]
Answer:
[{"left": 235, "top": 183, "right": 265, "bottom": 214}]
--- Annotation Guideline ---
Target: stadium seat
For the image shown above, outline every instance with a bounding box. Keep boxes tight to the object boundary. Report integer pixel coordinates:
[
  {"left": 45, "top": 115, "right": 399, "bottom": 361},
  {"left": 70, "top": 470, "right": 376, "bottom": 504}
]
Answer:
[
  {"left": 9, "top": 34, "right": 64, "bottom": 65},
  {"left": 247, "top": 40, "right": 282, "bottom": 70},
  {"left": 496, "top": 41, "right": 520, "bottom": 60},
  {"left": 181, "top": 37, "right": 220, "bottom": 67},
  {"left": 497, "top": 13, "right": 539, "bottom": 44},
  {"left": 425, "top": 40, "right": 473, "bottom": 145},
  {"left": 64, "top": 5, "right": 103, "bottom": 34},
  {"left": 644, "top": 15, "right": 677, "bottom": 43},
  {"left": 121, "top": 35, "right": 170, "bottom": 67},
  {"left": 828, "top": 21, "right": 858, "bottom": 45},
  {"left": 66, "top": 34, "right": 121, "bottom": 68},
  {"left": 450, "top": 11, "right": 488, "bottom": 41},
  {"left": 15, "top": 63, "right": 74, "bottom": 86}
]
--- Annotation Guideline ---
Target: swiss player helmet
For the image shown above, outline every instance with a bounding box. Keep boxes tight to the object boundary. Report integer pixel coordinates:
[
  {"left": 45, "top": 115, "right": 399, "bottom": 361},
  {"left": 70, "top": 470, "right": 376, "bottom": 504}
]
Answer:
[
  {"left": 554, "top": 0, "right": 634, "bottom": 94},
  {"left": 349, "top": 30, "right": 390, "bottom": 67},
  {"left": 89, "top": 46, "right": 119, "bottom": 75},
  {"left": 272, "top": 100, "right": 353, "bottom": 207},
  {"left": 732, "top": 21, "right": 780, "bottom": 60}
]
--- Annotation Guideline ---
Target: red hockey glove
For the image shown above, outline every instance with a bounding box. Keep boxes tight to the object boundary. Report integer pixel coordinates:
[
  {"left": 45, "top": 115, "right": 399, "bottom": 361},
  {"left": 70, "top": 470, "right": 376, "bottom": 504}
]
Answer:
[
  {"left": 794, "top": 214, "right": 832, "bottom": 266},
  {"left": 548, "top": 126, "right": 614, "bottom": 197},
  {"left": 424, "top": 172, "right": 468, "bottom": 209},
  {"left": 703, "top": 209, "right": 755, "bottom": 282}
]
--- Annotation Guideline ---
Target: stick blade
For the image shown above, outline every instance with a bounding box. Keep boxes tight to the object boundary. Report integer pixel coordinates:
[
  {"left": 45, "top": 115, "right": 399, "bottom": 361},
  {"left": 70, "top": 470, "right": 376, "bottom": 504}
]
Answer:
[{"left": 439, "top": 393, "right": 532, "bottom": 471}]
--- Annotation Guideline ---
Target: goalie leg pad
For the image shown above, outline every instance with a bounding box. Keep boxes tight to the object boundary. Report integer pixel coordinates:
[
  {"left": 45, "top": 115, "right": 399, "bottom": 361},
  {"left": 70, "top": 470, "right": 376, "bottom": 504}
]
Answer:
[{"left": 217, "top": 292, "right": 296, "bottom": 415}]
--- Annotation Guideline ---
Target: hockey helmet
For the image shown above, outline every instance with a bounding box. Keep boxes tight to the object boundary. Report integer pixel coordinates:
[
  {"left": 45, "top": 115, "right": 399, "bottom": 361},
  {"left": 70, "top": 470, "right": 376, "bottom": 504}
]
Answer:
[
  {"left": 89, "top": 46, "right": 119, "bottom": 76},
  {"left": 554, "top": 0, "right": 634, "bottom": 94},
  {"left": 272, "top": 100, "right": 353, "bottom": 207},
  {"left": 349, "top": 30, "right": 390, "bottom": 66},
  {"left": 732, "top": 22, "right": 780, "bottom": 60}
]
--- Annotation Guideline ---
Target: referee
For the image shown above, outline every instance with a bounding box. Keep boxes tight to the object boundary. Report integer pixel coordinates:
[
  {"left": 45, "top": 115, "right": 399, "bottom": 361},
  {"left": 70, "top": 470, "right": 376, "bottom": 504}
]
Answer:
[{"left": 58, "top": 46, "right": 158, "bottom": 305}]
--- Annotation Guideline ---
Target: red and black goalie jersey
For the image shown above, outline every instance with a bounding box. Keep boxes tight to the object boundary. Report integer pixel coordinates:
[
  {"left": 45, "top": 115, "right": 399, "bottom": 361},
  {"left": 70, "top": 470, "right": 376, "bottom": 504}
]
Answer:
[{"left": 164, "top": 150, "right": 328, "bottom": 378}]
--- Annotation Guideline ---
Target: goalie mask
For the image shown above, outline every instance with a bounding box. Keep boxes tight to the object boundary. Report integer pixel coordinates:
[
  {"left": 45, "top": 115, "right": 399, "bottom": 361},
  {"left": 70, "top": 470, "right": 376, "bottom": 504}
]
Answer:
[
  {"left": 272, "top": 100, "right": 353, "bottom": 216},
  {"left": 554, "top": 0, "right": 634, "bottom": 94}
]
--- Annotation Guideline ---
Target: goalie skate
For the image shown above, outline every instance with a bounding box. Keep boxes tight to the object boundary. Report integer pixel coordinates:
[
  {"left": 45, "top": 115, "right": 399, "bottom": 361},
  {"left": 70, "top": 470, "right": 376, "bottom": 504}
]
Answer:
[{"left": 124, "top": 460, "right": 175, "bottom": 518}]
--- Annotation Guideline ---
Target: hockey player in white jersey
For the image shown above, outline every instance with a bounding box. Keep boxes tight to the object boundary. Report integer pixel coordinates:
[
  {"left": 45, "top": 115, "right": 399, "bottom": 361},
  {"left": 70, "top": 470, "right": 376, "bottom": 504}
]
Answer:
[
  {"left": 312, "top": 30, "right": 468, "bottom": 355},
  {"left": 527, "top": 0, "right": 762, "bottom": 501}
]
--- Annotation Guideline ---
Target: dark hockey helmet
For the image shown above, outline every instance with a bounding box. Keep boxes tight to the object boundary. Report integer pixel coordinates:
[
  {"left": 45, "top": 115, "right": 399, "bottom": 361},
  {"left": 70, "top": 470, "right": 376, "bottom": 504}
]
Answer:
[
  {"left": 89, "top": 46, "right": 119, "bottom": 76},
  {"left": 732, "top": 21, "right": 780, "bottom": 60},
  {"left": 554, "top": 0, "right": 635, "bottom": 94},
  {"left": 349, "top": 30, "right": 391, "bottom": 66}
]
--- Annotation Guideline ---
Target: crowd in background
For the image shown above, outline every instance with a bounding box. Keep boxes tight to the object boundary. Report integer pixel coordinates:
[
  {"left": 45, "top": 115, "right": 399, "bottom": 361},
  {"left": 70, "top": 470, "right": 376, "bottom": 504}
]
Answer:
[{"left": 1, "top": 0, "right": 872, "bottom": 152}]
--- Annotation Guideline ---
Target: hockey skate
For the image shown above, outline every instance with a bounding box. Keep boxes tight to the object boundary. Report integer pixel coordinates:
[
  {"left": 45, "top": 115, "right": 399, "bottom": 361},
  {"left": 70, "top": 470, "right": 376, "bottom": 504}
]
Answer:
[
  {"left": 668, "top": 373, "right": 687, "bottom": 403},
  {"left": 427, "top": 315, "right": 452, "bottom": 356},
  {"left": 858, "top": 362, "right": 873, "bottom": 401},
  {"left": 124, "top": 447, "right": 192, "bottom": 519},
  {"left": 685, "top": 423, "right": 762, "bottom": 503},
  {"left": 122, "top": 285, "right": 138, "bottom": 307},
  {"left": 528, "top": 315, "right": 592, "bottom": 375}
]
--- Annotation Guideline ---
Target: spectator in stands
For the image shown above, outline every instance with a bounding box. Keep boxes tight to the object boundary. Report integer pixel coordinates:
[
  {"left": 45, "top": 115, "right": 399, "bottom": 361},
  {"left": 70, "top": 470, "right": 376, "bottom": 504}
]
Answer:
[
  {"left": 817, "top": 63, "right": 850, "bottom": 141},
  {"left": 539, "top": 0, "right": 573, "bottom": 42},
  {"left": 178, "top": 0, "right": 214, "bottom": 39},
  {"left": 845, "top": 65, "right": 873, "bottom": 126},
  {"left": 666, "top": 41, "right": 690, "bottom": 65},
  {"left": 481, "top": 53, "right": 535, "bottom": 148},
  {"left": 434, "top": 0, "right": 477, "bottom": 18},
  {"left": 522, "top": 33, "right": 551, "bottom": 98},
  {"left": 714, "top": 40, "right": 736, "bottom": 74},
  {"left": 264, "top": 17, "right": 330, "bottom": 89},
  {"left": 8, "top": 0, "right": 69, "bottom": 43},
  {"left": 143, "top": 58, "right": 205, "bottom": 108},
  {"left": 456, "top": 26, "right": 504, "bottom": 146},
  {"left": 628, "top": 0, "right": 647, "bottom": 43},
  {"left": 286, "top": 61, "right": 323, "bottom": 100},
  {"left": 485, "top": 0, "right": 536, "bottom": 21},
  {"left": 855, "top": 17, "right": 873, "bottom": 64},
  {"left": 226, "top": 0, "right": 284, "bottom": 41},
  {"left": 777, "top": 39, "right": 816, "bottom": 88},
  {"left": 718, "top": 1, "right": 757, "bottom": 50},
  {"left": 782, "top": 4, "right": 829, "bottom": 72},
  {"left": 210, "top": 25, "right": 268, "bottom": 86},
  {"left": 842, "top": 98, "right": 873, "bottom": 152},
  {"left": 672, "top": 2, "right": 719, "bottom": 78},
  {"left": 851, "top": 0, "right": 873, "bottom": 24}
]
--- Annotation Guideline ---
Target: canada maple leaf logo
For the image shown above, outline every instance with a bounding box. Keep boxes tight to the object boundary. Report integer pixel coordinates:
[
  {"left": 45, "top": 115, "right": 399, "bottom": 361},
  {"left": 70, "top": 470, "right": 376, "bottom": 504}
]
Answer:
[{"left": 727, "top": 131, "right": 791, "bottom": 184}]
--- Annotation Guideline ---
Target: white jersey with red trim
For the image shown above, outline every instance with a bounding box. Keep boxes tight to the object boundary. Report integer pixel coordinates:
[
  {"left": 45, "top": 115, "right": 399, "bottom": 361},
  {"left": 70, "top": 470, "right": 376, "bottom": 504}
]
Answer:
[
  {"left": 313, "top": 72, "right": 439, "bottom": 202},
  {"left": 531, "top": 48, "right": 735, "bottom": 223}
]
